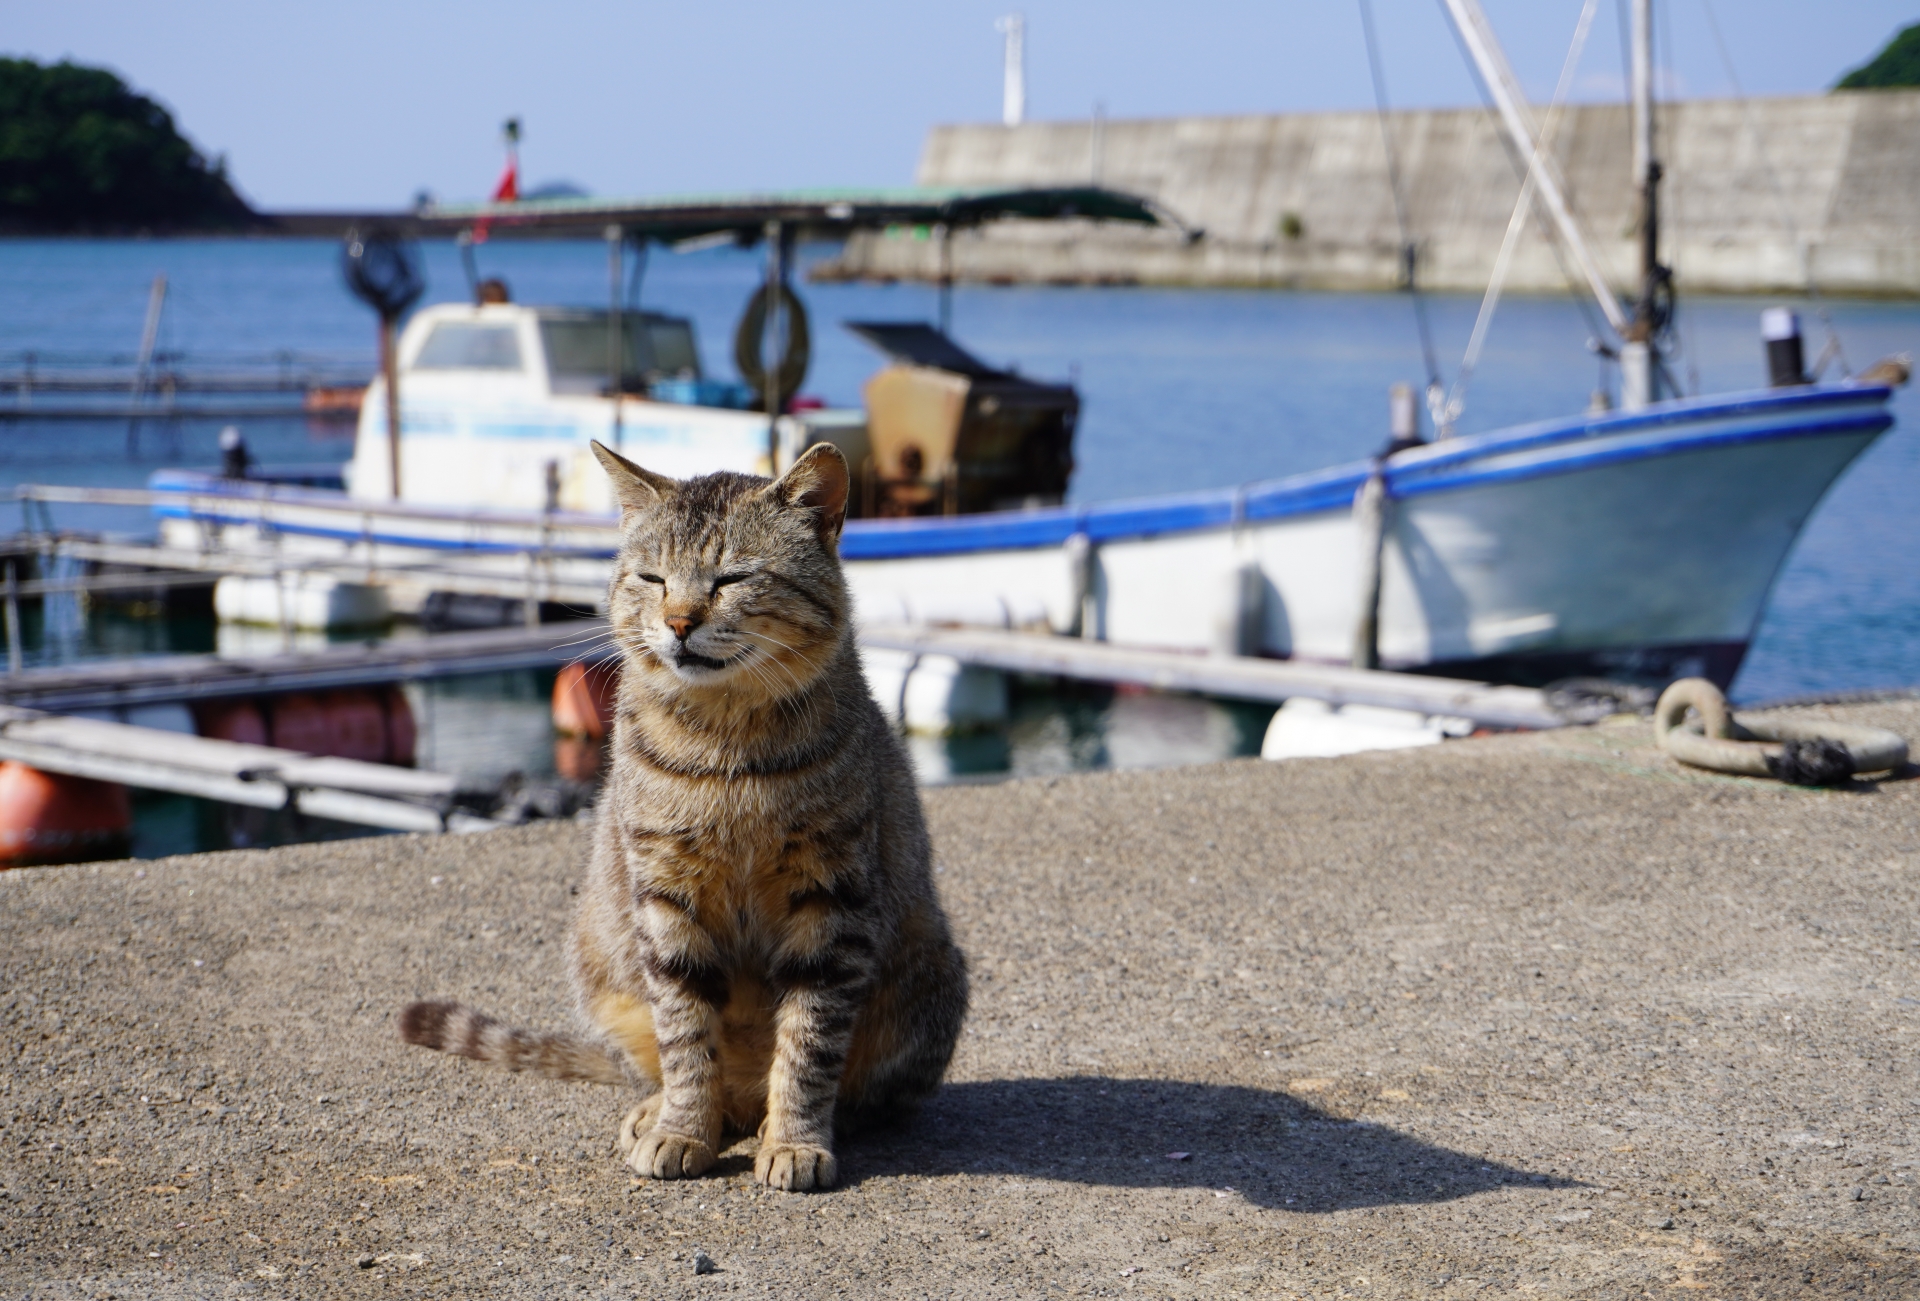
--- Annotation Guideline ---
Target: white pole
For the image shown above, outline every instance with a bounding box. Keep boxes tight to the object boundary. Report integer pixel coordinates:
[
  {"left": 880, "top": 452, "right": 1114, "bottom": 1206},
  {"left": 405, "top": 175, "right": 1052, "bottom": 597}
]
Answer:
[
  {"left": 997, "top": 14, "right": 1026, "bottom": 126},
  {"left": 1630, "top": 0, "right": 1653, "bottom": 193},
  {"left": 1620, "top": 0, "right": 1658, "bottom": 409},
  {"left": 1440, "top": 0, "right": 1629, "bottom": 339},
  {"left": 1090, "top": 101, "right": 1105, "bottom": 182},
  {"left": 126, "top": 274, "right": 168, "bottom": 454}
]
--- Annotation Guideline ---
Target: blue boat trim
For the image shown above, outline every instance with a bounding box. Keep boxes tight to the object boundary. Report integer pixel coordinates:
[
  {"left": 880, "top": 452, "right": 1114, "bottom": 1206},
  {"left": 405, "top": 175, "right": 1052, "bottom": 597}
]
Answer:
[
  {"left": 147, "top": 384, "right": 1895, "bottom": 560},
  {"left": 1392, "top": 412, "right": 1893, "bottom": 502},
  {"left": 1389, "top": 382, "right": 1890, "bottom": 478}
]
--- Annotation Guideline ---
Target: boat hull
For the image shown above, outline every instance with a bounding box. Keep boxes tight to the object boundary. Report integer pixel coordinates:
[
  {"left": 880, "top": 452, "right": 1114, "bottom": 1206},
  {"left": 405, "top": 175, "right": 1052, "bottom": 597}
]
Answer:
[{"left": 150, "top": 384, "right": 1894, "bottom": 694}]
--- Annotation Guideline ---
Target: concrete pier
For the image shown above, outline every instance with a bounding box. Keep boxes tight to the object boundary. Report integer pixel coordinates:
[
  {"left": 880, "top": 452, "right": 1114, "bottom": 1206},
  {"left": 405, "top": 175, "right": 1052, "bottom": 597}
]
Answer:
[
  {"left": 3, "top": 697, "right": 1918, "bottom": 1296},
  {"left": 819, "top": 92, "right": 1920, "bottom": 296}
]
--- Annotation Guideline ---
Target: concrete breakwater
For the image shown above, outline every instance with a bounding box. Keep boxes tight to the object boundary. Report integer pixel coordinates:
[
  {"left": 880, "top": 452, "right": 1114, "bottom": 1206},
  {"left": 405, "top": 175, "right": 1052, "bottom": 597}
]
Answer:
[{"left": 818, "top": 91, "right": 1920, "bottom": 297}]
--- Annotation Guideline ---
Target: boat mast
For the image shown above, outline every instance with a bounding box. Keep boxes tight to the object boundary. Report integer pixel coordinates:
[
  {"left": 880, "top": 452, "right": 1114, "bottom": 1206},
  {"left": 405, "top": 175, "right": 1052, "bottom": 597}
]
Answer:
[{"left": 1620, "top": 0, "right": 1668, "bottom": 410}]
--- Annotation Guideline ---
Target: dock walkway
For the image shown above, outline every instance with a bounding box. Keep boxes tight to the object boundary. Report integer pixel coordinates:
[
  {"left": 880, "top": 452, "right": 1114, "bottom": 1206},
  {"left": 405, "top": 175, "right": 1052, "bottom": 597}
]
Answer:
[
  {"left": 0, "top": 619, "right": 1561, "bottom": 729},
  {"left": 4, "top": 698, "right": 1917, "bottom": 1297}
]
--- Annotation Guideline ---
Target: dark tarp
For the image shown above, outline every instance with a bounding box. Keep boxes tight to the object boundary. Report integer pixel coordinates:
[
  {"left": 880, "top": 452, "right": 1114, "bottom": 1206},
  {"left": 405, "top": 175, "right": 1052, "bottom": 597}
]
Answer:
[{"left": 417, "top": 185, "right": 1194, "bottom": 245}]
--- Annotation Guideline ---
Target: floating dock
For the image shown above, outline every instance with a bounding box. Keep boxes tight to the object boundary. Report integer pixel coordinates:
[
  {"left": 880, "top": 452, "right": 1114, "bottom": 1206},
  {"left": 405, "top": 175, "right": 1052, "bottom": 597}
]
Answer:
[
  {"left": 0, "top": 706, "right": 498, "bottom": 833},
  {"left": 0, "top": 622, "right": 606, "bottom": 713},
  {"left": 0, "top": 616, "right": 1558, "bottom": 731}
]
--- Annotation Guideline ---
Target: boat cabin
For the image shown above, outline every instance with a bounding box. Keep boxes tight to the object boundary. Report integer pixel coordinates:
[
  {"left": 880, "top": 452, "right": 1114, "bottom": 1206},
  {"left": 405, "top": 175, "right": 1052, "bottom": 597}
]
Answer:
[{"left": 348, "top": 185, "right": 1185, "bottom": 517}]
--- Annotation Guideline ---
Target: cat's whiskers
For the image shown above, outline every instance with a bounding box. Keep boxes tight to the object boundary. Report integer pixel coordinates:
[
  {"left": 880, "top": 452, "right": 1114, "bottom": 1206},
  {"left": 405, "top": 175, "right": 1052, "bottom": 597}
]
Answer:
[
  {"left": 733, "top": 628, "right": 837, "bottom": 710},
  {"left": 553, "top": 624, "right": 620, "bottom": 651},
  {"left": 729, "top": 630, "right": 814, "bottom": 697}
]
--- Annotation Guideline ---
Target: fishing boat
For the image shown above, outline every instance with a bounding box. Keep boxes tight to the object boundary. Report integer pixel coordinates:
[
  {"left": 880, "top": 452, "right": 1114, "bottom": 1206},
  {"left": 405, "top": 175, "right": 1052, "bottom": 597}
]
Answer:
[{"left": 140, "top": 3, "right": 1901, "bottom": 706}]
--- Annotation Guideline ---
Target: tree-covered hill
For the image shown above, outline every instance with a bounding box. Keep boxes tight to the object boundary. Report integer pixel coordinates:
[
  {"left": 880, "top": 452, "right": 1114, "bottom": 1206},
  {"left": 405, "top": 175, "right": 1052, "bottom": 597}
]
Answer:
[
  {"left": 0, "top": 57, "right": 253, "bottom": 233},
  {"left": 1836, "top": 22, "right": 1920, "bottom": 89}
]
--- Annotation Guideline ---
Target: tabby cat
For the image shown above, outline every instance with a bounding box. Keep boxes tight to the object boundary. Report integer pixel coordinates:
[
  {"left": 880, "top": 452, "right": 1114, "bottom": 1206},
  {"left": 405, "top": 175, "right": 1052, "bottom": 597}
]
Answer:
[{"left": 400, "top": 440, "right": 968, "bottom": 1192}]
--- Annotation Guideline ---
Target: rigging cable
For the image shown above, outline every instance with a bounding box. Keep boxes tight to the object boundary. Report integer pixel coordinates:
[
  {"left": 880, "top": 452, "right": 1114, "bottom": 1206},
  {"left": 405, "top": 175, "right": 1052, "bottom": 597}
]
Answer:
[
  {"left": 1442, "top": 0, "right": 1600, "bottom": 433},
  {"left": 1357, "top": 0, "right": 1444, "bottom": 415},
  {"left": 1437, "top": 1, "right": 1619, "bottom": 376},
  {"left": 1697, "top": 0, "right": 1850, "bottom": 377}
]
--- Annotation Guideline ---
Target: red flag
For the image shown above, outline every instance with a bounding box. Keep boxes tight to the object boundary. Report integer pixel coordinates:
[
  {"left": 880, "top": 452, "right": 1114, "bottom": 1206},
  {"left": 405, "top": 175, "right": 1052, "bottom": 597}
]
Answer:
[
  {"left": 490, "top": 156, "right": 518, "bottom": 203},
  {"left": 474, "top": 154, "right": 518, "bottom": 244}
]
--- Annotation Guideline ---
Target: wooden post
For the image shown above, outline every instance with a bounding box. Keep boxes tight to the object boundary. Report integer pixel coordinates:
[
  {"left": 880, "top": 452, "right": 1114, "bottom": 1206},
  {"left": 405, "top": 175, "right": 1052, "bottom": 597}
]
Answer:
[
  {"left": 763, "top": 221, "right": 785, "bottom": 473},
  {"left": 381, "top": 316, "right": 403, "bottom": 500},
  {"left": 606, "top": 225, "right": 625, "bottom": 451},
  {"left": 937, "top": 223, "right": 953, "bottom": 335},
  {"left": 1350, "top": 469, "right": 1388, "bottom": 670},
  {"left": 4, "top": 562, "right": 20, "bottom": 675}
]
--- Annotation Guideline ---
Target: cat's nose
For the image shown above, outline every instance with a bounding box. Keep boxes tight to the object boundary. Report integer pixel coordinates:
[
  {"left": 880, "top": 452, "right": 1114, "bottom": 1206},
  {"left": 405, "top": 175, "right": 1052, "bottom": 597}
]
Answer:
[{"left": 665, "top": 615, "right": 698, "bottom": 641}]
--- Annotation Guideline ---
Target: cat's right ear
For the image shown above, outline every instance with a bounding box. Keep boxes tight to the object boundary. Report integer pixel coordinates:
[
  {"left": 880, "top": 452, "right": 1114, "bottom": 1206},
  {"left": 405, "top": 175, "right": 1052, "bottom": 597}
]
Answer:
[{"left": 591, "top": 441, "right": 677, "bottom": 518}]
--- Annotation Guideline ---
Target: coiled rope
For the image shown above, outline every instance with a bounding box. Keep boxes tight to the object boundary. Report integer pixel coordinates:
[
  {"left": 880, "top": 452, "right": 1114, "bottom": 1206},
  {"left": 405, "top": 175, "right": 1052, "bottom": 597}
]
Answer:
[{"left": 1654, "top": 678, "right": 1907, "bottom": 785}]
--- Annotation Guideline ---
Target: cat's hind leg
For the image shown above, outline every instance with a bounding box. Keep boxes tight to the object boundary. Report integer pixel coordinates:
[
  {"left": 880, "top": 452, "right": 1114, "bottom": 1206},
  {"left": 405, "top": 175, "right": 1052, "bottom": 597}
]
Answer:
[{"left": 838, "top": 932, "right": 969, "bottom": 1133}]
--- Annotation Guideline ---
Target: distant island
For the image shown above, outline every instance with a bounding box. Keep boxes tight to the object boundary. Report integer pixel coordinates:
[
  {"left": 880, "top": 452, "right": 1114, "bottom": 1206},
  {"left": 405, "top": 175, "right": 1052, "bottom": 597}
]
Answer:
[
  {"left": 1836, "top": 22, "right": 1920, "bottom": 89},
  {"left": 0, "top": 57, "right": 253, "bottom": 234}
]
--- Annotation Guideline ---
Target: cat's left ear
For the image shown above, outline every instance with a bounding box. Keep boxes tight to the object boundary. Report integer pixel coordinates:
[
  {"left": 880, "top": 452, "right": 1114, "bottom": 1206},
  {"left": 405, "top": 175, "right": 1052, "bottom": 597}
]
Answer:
[{"left": 769, "top": 442, "right": 849, "bottom": 544}]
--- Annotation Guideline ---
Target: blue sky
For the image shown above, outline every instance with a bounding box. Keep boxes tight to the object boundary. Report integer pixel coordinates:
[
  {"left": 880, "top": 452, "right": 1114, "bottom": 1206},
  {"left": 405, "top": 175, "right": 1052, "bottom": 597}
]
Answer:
[{"left": 4, "top": 1, "right": 1912, "bottom": 208}]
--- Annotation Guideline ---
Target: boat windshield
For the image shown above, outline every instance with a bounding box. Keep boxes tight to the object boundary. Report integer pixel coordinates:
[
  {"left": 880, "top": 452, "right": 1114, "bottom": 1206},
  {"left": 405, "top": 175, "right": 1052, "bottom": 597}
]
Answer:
[
  {"left": 413, "top": 323, "right": 524, "bottom": 371},
  {"left": 539, "top": 313, "right": 701, "bottom": 384}
]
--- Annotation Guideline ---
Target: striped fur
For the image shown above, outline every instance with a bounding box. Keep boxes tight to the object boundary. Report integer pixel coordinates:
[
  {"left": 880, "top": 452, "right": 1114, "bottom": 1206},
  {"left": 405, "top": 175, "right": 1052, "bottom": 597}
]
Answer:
[
  {"left": 400, "top": 441, "right": 968, "bottom": 1193},
  {"left": 397, "top": 1000, "right": 633, "bottom": 1087}
]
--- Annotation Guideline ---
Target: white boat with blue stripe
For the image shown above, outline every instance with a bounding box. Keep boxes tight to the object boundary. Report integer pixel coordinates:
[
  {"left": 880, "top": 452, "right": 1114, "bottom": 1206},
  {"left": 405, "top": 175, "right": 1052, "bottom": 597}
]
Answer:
[{"left": 150, "top": 377, "right": 1896, "bottom": 691}]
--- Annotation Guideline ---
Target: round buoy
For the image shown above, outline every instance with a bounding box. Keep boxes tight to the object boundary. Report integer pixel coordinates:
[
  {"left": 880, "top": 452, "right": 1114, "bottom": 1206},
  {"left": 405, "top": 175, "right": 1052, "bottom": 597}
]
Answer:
[
  {"left": 267, "top": 693, "right": 332, "bottom": 755},
  {"left": 193, "top": 699, "right": 269, "bottom": 748},
  {"left": 326, "top": 690, "right": 389, "bottom": 764},
  {"left": 553, "top": 662, "right": 619, "bottom": 740},
  {"left": 0, "top": 762, "right": 132, "bottom": 867},
  {"left": 384, "top": 687, "right": 417, "bottom": 767}
]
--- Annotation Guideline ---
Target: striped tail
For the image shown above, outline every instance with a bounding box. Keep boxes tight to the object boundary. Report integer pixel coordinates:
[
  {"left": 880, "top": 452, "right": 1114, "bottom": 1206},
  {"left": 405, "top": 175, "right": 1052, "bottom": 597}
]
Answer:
[{"left": 398, "top": 1000, "right": 633, "bottom": 1087}]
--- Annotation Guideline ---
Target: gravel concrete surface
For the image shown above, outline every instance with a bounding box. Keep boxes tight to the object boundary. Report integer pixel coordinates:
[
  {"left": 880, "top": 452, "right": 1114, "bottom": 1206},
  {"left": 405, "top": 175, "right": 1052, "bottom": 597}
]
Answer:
[{"left": 4, "top": 700, "right": 1920, "bottom": 1299}]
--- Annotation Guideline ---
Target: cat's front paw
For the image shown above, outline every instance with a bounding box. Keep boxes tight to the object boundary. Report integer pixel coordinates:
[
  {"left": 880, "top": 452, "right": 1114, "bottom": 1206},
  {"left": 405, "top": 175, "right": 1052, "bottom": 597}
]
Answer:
[
  {"left": 616, "top": 1096, "right": 664, "bottom": 1159},
  {"left": 754, "top": 1141, "right": 838, "bottom": 1192},
  {"left": 630, "top": 1128, "right": 716, "bottom": 1180}
]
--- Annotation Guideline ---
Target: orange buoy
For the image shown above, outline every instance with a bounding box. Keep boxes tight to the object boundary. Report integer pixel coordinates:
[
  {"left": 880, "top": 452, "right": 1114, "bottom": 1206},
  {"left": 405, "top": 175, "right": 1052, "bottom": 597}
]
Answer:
[
  {"left": 326, "top": 690, "right": 389, "bottom": 764},
  {"left": 267, "top": 693, "right": 331, "bottom": 755},
  {"left": 0, "top": 761, "right": 132, "bottom": 867},
  {"left": 553, "top": 662, "right": 619, "bottom": 740},
  {"left": 553, "top": 735, "right": 604, "bottom": 783},
  {"left": 384, "top": 687, "right": 417, "bottom": 767},
  {"left": 193, "top": 699, "right": 269, "bottom": 748}
]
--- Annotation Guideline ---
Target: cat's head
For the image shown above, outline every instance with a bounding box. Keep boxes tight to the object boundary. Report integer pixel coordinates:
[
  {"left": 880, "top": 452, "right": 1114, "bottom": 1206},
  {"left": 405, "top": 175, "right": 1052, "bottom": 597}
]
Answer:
[{"left": 591, "top": 440, "right": 851, "bottom": 699}]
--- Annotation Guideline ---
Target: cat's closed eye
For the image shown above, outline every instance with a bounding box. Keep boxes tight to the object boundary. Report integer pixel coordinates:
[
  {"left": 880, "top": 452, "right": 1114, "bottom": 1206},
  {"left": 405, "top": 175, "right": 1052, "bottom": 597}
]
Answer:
[
  {"left": 636, "top": 573, "right": 665, "bottom": 586},
  {"left": 710, "top": 572, "right": 753, "bottom": 595}
]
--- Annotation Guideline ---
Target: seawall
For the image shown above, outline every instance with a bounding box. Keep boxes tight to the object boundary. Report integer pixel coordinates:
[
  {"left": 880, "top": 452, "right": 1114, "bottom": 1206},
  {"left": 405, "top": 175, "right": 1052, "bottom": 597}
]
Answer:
[{"left": 817, "top": 92, "right": 1920, "bottom": 297}]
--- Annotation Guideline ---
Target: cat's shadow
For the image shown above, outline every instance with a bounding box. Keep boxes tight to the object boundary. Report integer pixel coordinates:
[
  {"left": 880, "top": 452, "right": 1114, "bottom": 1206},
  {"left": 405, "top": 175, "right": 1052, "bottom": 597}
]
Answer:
[{"left": 836, "top": 1076, "right": 1572, "bottom": 1210}]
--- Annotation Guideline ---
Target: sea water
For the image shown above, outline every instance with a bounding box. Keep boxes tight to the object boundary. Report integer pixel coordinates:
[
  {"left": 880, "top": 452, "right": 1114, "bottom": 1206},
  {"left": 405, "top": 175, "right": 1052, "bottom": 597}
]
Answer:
[{"left": 0, "top": 238, "right": 1912, "bottom": 834}]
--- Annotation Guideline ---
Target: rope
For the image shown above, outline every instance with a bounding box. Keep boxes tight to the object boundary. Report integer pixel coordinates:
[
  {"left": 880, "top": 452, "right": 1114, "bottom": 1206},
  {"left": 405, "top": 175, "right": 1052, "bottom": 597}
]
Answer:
[
  {"left": 732, "top": 280, "right": 812, "bottom": 413},
  {"left": 1697, "top": 0, "right": 1851, "bottom": 378},
  {"left": 1654, "top": 678, "right": 1907, "bottom": 784},
  {"left": 1358, "top": 0, "right": 1443, "bottom": 408},
  {"left": 1441, "top": 0, "right": 1599, "bottom": 434}
]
